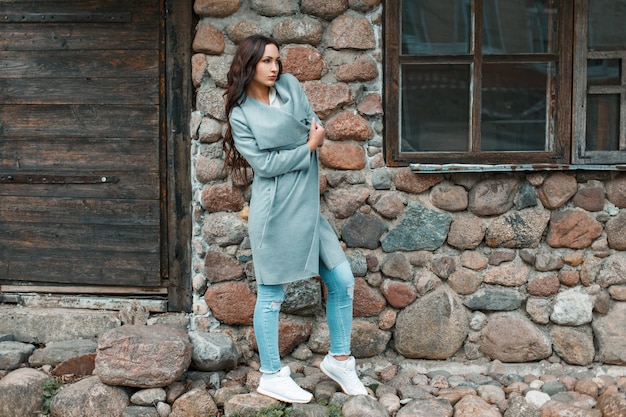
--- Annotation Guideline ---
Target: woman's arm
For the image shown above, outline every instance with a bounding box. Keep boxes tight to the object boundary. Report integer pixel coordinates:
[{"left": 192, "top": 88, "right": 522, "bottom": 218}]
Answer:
[{"left": 230, "top": 111, "right": 311, "bottom": 178}]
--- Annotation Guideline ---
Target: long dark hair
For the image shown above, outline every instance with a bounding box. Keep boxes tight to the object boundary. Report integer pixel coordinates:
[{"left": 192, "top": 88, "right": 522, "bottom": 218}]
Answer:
[{"left": 223, "top": 34, "right": 282, "bottom": 185}]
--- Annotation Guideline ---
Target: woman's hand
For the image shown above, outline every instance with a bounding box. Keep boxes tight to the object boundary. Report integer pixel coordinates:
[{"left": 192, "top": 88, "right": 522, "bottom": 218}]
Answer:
[{"left": 307, "top": 119, "right": 325, "bottom": 152}]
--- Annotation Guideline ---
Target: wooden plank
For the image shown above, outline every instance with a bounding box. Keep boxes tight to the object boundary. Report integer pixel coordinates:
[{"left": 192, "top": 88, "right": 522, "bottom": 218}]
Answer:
[
  {"left": 0, "top": 50, "right": 159, "bottom": 78},
  {"left": 0, "top": 78, "right": 159, "bottom": 105},
  {"left": 0, "top": 222, "right": 159, "bottom": 252},
  {"left": 0, "top": 0, "right": 158, "bottom": 14},
  {"left": 165, "top": 0, "right": 193, "bottom": 312},
  {"left": 0, "top": 137, "right": 159, "bottom": 172},
  {"left": 0, "top": 196, "right": 159, "bottom": 225},
  {"left": 0, "top": 249, "right": 160, "bottom": 286},
  {"left": 0, "top": 285, "right": 167, "bottom": 295},
  {"left": 18, "top": 295, "right": 167, "bottom": 312},
  {"left": 0, "top": 105, "right": 158, "bottom": 138},
  {"left": 0, "top": 24, "right": 158, "bottom": 51},
  {"left": 0, "top": 172, "right": 160, "bottom": 199}
]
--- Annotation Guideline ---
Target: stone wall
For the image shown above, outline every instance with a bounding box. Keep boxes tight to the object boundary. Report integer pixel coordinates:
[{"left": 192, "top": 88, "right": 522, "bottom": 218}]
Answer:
[{"left": 189, "top": 0, "right": 626, "bottom": 367}]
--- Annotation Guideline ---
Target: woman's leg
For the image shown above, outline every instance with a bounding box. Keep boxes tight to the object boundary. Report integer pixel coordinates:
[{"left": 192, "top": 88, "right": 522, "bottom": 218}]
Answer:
[
  {"left": 254, "top": 283, "right": 285, "bottom": 374},
  {"left": 319, "top": 260, "right": 368, "bottom": 396},
  {"left": 254, "top": 282, "right": 313, "bottom": 403},
  {"left": 319, "top": 259, "right": 355, "bottom": 356}
]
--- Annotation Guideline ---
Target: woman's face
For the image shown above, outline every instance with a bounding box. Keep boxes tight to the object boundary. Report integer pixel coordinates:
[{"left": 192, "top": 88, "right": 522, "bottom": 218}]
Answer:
[{"left": 250, "top": 43, "right": 280, "bottom": 90}]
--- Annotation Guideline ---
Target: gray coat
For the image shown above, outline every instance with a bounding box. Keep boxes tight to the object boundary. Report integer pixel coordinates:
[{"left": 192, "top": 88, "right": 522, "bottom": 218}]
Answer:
[{"left": 230, "top": 73, "right": 347, "bottom": 285}]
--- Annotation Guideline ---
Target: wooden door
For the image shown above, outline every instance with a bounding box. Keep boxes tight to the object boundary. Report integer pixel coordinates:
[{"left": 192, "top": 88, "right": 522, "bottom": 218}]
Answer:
[{"left": 0, "top": 0, "right": 165, "bottom": 290}]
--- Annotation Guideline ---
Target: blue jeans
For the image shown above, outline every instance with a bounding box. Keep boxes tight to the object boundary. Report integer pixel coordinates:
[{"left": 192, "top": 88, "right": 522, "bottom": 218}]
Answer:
[{"left": 254, "top": 260, "right": 355, "bottom": 373}]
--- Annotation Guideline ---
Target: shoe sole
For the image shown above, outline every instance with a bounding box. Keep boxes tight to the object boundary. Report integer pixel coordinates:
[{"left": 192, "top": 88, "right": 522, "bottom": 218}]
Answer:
[{"left": 257, "top": 387, "right": 313, "bottom": 404}]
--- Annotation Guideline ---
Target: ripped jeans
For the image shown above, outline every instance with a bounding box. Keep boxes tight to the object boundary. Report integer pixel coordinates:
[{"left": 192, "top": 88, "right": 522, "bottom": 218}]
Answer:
[{"left": 254, "top": 260, "right": 355, "bottom": 374}]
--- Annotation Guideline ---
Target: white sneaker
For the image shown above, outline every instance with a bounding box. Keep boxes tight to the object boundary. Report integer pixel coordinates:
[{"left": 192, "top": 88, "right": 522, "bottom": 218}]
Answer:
[
  {"left": 257, "top": 366, "right": 313, "bottom": 403},
  {"left": 320, "top": 355, "right": 368, "bottom": 396}
]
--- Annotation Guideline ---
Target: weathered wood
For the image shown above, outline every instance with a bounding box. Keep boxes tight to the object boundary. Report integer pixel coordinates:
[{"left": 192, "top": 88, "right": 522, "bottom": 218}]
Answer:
[
  {"left": 0, "top": 173, "right": 160, "bottom": 199},
  {"left": 164, "top": 0, "right": 193, "bottom": 312},
  {"left": 0, "top": 285, "right": 167, "bottom": 295},
  {"left": 0, "top": 105, "right": 158, "bottom": 137},
  {"left": 0, "top": 50, "right": 158, "bottom": 78},
  {"left": 0, "top": 249, "right": 160, "bottom": 285},
  {"left": 0, "top": 78, "right": 158, "bottom": 105},
  {"left": 0, "top": 24, "right": 158, "bottom": 50},
  {"left": 17, "top": 295, "right": 168, "bottom": 312},
  {"left": 0, "top": 137, "right": 159, "bottom": 172}
]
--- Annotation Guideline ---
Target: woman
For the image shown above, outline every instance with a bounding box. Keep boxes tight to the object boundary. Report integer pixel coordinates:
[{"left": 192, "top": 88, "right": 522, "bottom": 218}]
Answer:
[{"left": 223, "top": 34, "right": 368, "bottom": 403}]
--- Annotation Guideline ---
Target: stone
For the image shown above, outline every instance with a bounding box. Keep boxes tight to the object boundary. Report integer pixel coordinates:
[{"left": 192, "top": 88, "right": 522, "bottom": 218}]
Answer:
[
  {"left": 202, "top": 212, "right": 247, "bottom": 247},
  {"left": 468, "top": 175, "right": 519, "bottom": 216},
  {"left": 592, "top": 302, "right": 626, "bottom": 365},
  {"left": 283, "top": 278, "right": 322, "bottom": 316},
  {"left": 170, "top": 388, "right": 219, "bottom": 417},
  {"left": 597, "top": 253, "right": 626, "bottom": 287},
  {"left": 226, "top": 20, "right": 267, "bottom": 44},
  {"left": 203, "top": 251, "right": 245, "bottom": 283},
  {"left": 191, "top": 53, "right": 207, "bottom": 87},
  {"left": 393, "top": 168, "right": 443, "bottom": 194},
  {"left": 606, "top": 211, "right": 626, "bottom": 250},
  {"left": 194, "top": 0, "right": 240, "bottom": 17},
  {"left": 281, "top": 45, "right": 324, "bottom": 81},
  {"left": 485, "top": 209, "right": 550, "bottom": 249},
  {"left": 550, "top": 288, "right": 593, "bottom": 326},
  {"left": 0, "top": 368, "right": 48, "bottom": 417},
  {"left": 454, "top": 395, "right": 500, "bottom": 417},
  {"left": 272, "top": 17, "right": 324, "bottom": 45},
  {"left": 326, "top": 111, "right": 373, "bottom": 141},
  {"left": 596, "top": 392, "right": 626, "bottom": 417},
  {"left": 0, "top": 341, "right": 36, "bottom": 370},
  {"left": 546, "top": 210, "right": 603, "bottom": 249},
  {"left": 357, "top": 93, "right": 383, "bottom": 116},
  {"left": 324, "top": 187, "right": 370, "bottom": 219},
  {"left": 302, "top": 81, "right": 352, "bottom": 119},
  {"left": 461, "top": 251, "right": 489, "bottom": 271},
  {"left": 195, "top": 155, "right": 225, "bottom": 182},
  {"left": 29, "top": 339, "right": 97, "bottom": 368},
  {"left": 192, "top": 23, "right": 225, "bottom": 55},
  {"left": 394, "top": 288, "right": 469, "bottom": 360},
  {"left": 380, "top": 252, "right": 412, "bottom": 280},
  {"left": 381, "top": 201, "right": 452, "bottom": 252},
  {"left": 196, "top": 84, "right": 226, "bottom": 120},
  {"left": 189, "top": 331, "right": 239, "bottom": 372},
  {"left": 131, "top": 388, "right": 167, "bottom": 406},
  {"left": 381, "top": 279, "right": 417, "bottom": 309},
  {"left": 318, "top": 142, "right": 366, "bottom": 170},
  {"left": 334, "top": 54, "right": 378, "bottom": 82},
  {"left": 341, "top": 393, "right": 391, "bottom": 416},
  {"left": 504, "top": 396, "right": 540, "bottom": 417},
  {"left": 527, "top": 273, "right": 560, "bottom": 297},
  {"left": 200, "top": 183, "right": 246, "bottom": 213},
  {"left": 368, "top": 191, "right": 405, "bottom": 219},
  {"left": 537, "top": 172, "right": 578, "bottom": 209},
  {"left": 205, "top": 282, "right": 256, "bottom": 326},
  {"left": 483, "top": 258, "right": 530, "bottom": 287},
  {"left": 447, "top": 215, "right": 487, "bottom": 250},
  {"left": 526, "top": 297, "right": 552, "bottom": 324},
  {"left": 429, "top": 183, "right": 468, "bottom": 212},
  {"left": 352, "top": 278, "right": 387, "bottom": 317},
  {"left": 326, "top": 15, "right": 375, "bottom": 49},
  {"left": 224, "top": 393, "right": 279, "bottom": 417},
  {"left": 94, "top": 325, "right": 192, "bottom": 388},
  {"left": 251, "top": 0, "right": 297, "bottom": 16},
  {"left": 448, "top": 269, "right": 482, "bottom": 295},
  {"left": 464, "top": 287, "right": 524, "bottom": 311},
  {"left": 573, "top": 183, "right": 606, "bottom": 212},
  {"left": 540, "top": 400, "right": 602, "bottom": 417},
  {"left": 606, "top": 173, "right": 626, "bottom": 207},
  {"left": 51, "top": 353, "right": 96, "bottom": 377},
  {"left": 50, "top": 376, "right": 129, "bottom": 417},
  {"left": 479, "top": 313, "right": 552, "bottom": 362},
  {"left": 348, "top": 0, "right": 381, "bottom": 13},
  {"left": 301, "top": 0, "right": 348, "bottom": 20}
]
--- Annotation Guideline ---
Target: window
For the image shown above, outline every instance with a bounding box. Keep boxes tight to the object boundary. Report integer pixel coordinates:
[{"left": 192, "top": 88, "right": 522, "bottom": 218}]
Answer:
[{"left": 384, "top": 0, "right": 626, "bottom": 167}]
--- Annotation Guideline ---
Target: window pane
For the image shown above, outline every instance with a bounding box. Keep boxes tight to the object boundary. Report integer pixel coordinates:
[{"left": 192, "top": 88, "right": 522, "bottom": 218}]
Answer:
[
  {"left": 402, "top": 0, "right": 470, "bottom": 54},
  {"left": 481, "top": 63, "right": 551, "bottom": 151},
  {"left": 589, "top": 0, "right": 626, "bottom": 50},
  {"left": 586, "top": 95, "right": 620, "bottom": 151},
  {"left": 400, "top": 64, "right": 470, "bottom": 152},
  {"left": 587, "top": 59, "right": 621, "bottom": 87},
  {"left": 483, "top": 0, "right": 557, "bottom": 54}
]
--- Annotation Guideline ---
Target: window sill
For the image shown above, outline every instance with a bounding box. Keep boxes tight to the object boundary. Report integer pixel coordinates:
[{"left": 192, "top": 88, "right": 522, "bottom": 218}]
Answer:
[{"left": 410, "top": 163, "right": 626, "bottom": 173}]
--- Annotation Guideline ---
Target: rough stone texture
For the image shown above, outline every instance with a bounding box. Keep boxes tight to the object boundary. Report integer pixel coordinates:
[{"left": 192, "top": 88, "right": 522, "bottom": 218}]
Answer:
[
  {"left": 301, "top": 0, "right": 348, "bottom": 20},
  {"left": 429, "top": 183, "right": 469, "bottom": 212},
  {"left": 537, "top": 172, "right": 578, "bottom": 209},
  {"left": 592, "top": 302, "right": 626, "bottom": 365},
  {"left": 485, "top": 209, "right": 550, "bottom": 249},
  {"left": 606, "top": 173, "right": 626, "bottom": 207},
  {"left": 479, "top": 313, "right": 552, "bottom": 362},
  {"left": 551, "top": 326, "right": 595, "bottom": 366},
  {"left": 281, "top": 45, "right": 324, "bottom": 81},
  {"left": 326, "top": 15, "right": 376, "bottom": 50},
  {"left": 50, "top": 376, "right": 129, "bottom": 417},
  {"left": 192, "top": 23, "right": 225, "bottom": 55},
  {"left": 95, "top": 325, "right": 192, "bottom": 388},
  {"left": 194, "top": 0, "right": 240, "bottom": 17},
  {"left": 468, "top": 176, "right": 519, "bottom": 216},
  {"left": 189, "top": 331, "right": 239, "bottom": 372},
  {"left": 325, "top": 111, "right": 373, "bottom": 141},
  {"left": 606, "top": 211, "right": 626, "bottom": 250},
  {"left": 546, "top": 210, "right": 603, "bottom": 249},
  {"left": 394, "top": 288, "right": 469, "bottom": 359},
  {"left": 272, "top": 17, "right": 324, "bottom": 45},
  {"left": 204, "top": 282, "right": 256, "bottom": 326},
  {"left": 0, "top": 368, "right": 48, "bottom": 417},
  {"left": 204, "top": 251, "right": 245, "bottom": 283},
  {"left": 447, "top": 215, "right": 486, "bottom": 250},
  {"left": 319, "top": 142, "right": 366, "bottom": 170},
  {"left": 353, "top": 278, "right": 387, "bottom": 317},
  {"left": 28, "top": 339, "right": 97, "bottom": 367}
]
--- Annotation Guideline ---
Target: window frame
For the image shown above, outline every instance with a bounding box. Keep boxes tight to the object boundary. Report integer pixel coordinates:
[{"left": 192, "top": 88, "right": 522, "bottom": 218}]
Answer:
[{"left": 384, "top": 0, "right": 625, "bottom": 169}]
